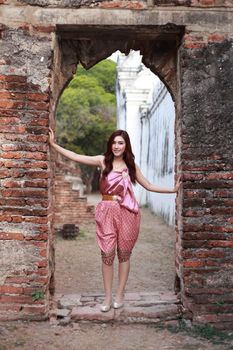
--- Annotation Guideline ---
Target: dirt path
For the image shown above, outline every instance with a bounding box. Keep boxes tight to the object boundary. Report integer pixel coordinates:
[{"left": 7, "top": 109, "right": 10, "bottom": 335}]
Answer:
[
  {"left": 55, "top": 200, "right": 176, "bottom": 295},
  {"left": 0, "top": 321, "right": 230, "bottom": 350}
]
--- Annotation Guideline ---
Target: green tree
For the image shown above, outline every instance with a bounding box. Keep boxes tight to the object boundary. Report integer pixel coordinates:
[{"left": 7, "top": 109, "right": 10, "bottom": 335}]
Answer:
[
  {"left": 56, "top": 59, "right": 117, "bottom": 193},
  {"left": 76, "top": 59, "right": 117, "bottom": 93}
]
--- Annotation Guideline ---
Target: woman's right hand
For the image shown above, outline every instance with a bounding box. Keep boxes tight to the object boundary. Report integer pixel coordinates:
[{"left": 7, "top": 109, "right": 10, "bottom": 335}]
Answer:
[{"left": 49, "top": 127, "right": 55, "bottom": 145}]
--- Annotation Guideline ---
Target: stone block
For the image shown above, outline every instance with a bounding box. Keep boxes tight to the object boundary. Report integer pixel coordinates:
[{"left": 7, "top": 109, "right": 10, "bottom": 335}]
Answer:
[
  {"left": 115, "top": 304, "right": 180, "bottom": 321},
  {"left": 56, "top": 308, "right": 70, "bottom": 318},
  {"left": 58, "top": 294, "right": 82, "bottom": 309},
  {"left": 71, "top": 305, "right": 114, "bottom": 321}
]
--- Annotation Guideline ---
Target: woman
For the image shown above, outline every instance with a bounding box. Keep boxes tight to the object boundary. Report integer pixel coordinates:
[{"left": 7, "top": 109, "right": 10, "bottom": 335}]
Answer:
[{"left": 49, "top": 128, "right": 181, "bottom": 312}]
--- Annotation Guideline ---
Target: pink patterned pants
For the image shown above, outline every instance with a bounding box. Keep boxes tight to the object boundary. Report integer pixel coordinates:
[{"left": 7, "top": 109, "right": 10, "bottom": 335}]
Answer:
[{"left": 95, "top": 201, "right": 141, "bottom": 265}]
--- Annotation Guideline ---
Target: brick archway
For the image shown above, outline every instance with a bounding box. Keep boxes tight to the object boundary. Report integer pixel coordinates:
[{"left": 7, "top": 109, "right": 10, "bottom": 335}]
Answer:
[
  {"left": 50, "top": 25, "right": 183, "bottom": 323},
  {"left": 0, "top": 2, "right": 233, "bottom": 328}
]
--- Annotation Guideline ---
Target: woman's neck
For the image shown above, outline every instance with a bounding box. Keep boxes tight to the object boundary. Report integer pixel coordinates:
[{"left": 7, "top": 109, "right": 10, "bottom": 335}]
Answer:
[
  {"left": 113, "top": 155, "right": 124, "bottom": 162},
  {"left": 112, "top": 157, "right": 126, "bottom": 170}
]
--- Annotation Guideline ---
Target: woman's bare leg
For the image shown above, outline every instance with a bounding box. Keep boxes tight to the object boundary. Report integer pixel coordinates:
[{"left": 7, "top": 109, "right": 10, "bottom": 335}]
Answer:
[
  {"left": 102, "top": 262, "right": 114, "bottom": 305},
  {"left": 115, "top": 259, "right": 130, "bottom": 303}
]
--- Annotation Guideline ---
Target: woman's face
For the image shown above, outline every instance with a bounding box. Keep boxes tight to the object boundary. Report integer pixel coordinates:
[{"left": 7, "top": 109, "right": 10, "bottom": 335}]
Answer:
[{"left": 112, "top": 136, "right": 126, "bottom": 158}]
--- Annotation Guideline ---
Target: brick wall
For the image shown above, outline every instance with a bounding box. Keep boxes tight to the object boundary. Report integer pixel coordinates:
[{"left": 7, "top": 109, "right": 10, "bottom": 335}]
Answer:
[
  {"left": 0, "top": 27, "right": 52, "bottom": 319},
  {"left": 176, "top": 34, "right": 233, "bottom": 329},
  {"left": 54, "top": 156, "right": 95, "bottom": 229}
]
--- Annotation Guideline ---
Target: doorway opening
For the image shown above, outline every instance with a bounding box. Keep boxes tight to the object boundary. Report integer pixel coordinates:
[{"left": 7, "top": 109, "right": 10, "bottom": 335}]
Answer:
[{"left": 50, "top": 24, "right": 184, "bottom": 322}]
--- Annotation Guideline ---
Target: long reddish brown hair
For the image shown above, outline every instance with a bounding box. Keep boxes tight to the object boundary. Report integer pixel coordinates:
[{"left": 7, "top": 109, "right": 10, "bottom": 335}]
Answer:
[{"left": 102, "top": 130, "right": 136, "bottom": 184}]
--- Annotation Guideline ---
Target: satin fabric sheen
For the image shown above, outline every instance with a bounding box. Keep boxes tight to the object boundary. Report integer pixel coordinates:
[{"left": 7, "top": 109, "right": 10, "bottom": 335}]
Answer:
[{"left": 99, "top": 169, "right": 139, "bottom": 213}]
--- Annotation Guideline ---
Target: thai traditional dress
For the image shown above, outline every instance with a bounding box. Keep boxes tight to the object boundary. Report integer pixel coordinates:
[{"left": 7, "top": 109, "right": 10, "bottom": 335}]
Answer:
[{"left": 95, "top": 168, "right": 141, "bottom": 265}]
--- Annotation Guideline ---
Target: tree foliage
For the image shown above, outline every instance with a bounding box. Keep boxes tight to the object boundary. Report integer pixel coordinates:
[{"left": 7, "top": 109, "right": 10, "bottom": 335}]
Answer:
[{"left": 56, "top": 59, "right": 117, "bottom": 192}]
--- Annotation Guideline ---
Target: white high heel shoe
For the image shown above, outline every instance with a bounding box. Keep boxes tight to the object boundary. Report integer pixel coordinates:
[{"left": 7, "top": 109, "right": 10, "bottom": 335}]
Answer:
[
  {"left": 100, "top": 304, "right": 112, "bottom": 312},
  {"left": 113, "top": 301, "right": 124, "bottom": 309}
]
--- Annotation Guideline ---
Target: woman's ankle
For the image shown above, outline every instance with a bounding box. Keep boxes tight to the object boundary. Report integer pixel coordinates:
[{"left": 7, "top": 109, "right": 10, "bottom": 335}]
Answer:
[
  {"left": 103, "top": 294, "right": 112, "bottom": 305},
  {"left": 115, "top": 291, "right": 124, "bottom": 303}
]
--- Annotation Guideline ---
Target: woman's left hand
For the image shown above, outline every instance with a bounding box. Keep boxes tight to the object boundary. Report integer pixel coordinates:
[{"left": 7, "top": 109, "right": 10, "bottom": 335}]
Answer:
[
  {"left": 49, "top": 127, "right": 56, "bottom": 145},
  {"left": 174, "top": 175, "right": 182, "bottom": 192}
]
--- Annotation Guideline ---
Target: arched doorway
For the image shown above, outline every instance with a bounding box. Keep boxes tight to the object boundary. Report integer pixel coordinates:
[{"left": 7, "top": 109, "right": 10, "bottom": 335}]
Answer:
[{"left": 49, "top": 24, "right": 184, "bottom": 321}]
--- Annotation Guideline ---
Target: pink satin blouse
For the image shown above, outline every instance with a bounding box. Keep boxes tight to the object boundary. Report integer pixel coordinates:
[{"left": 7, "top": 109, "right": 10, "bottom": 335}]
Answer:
[{"left": 99, "top": 169, "right": 139, "bottom": 213}]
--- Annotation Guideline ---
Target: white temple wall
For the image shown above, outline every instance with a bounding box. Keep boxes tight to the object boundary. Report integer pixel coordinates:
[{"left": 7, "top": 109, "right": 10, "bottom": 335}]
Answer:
[
  {"left": 116, "top": 51, "right": 176, "bottom": 226},
  {"left": 140, "top": 83, "right": 176, "bottom": 226}
]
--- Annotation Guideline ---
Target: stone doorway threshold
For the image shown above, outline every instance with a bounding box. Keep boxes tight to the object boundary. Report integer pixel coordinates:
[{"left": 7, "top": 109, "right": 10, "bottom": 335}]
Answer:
[{"left": 52, "top": 291, "right": 181, "bottom": 325}]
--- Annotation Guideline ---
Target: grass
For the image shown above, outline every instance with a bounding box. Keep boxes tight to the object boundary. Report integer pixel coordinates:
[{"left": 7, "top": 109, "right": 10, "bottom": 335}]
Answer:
[
  {"left": 166, "top": 319, "right": 233, "bottom": 346},
  {"left": 31, "top": 290, "right": 44, "bottom": 301},
  {"left": 78, "top": 229, "right": 86, "bottom": 238}
]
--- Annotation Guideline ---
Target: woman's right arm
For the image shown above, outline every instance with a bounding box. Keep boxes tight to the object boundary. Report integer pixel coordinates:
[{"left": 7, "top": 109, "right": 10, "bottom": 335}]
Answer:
[{"left": 49, "top": 128, "right": 104, "bottom": 168}]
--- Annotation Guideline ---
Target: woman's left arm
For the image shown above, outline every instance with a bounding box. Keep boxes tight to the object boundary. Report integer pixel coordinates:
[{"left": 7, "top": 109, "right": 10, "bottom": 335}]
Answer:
[{"left": 135, "top": 165, "right": 181, "bottom": 193}]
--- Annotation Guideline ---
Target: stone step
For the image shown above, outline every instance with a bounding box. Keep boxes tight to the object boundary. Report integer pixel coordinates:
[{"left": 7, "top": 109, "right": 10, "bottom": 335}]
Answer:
[{"left": 52, "top": 291, "right": 182, "bottom": 325}]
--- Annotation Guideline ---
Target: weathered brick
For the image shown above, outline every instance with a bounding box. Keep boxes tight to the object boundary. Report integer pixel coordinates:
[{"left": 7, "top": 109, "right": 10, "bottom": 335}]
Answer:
[
  {"left": 24, "top": 180, "right": 48, "bottom": 188},
  {"left": 32, "top": 25, "right": 56, "bottom": 33},
  {"left": 1, "top": 143, "right": 47, "bottom": 152},
  {"left": 206, "top": 172, "right": 233, "bottom": 180},
  {"left": 2, "top": 180, "right": 23, "bottom": 188},
  {"left": 21, "top": 305, "right": 47, "bottom": 314},
  {"left": 195, "top": 313, "right": 233, "bottom": 324},
  {"left": 1, "top": 152, "right": 22, "bottom": 159},
  {"left": 1, "top": 151, "right": 48, "bottom": 161},
  {"left": 36, "top": 262, "right": 48, "bottom": 269},
  {"left": 0, "top": 100, "right": 26, "bottom": 109},
  {"left": 0, "top": 117, "right": 20, "bottom": 125},
  {"left": 182, "top": 249, "right": 226, "bottom": 259},
  {"left": 24, "top": 217, "right": 48, "bottom": 224},
  {"left": 3, "top": 207, "right": 48, "bottom": 216},
  {"left": 0, "top": 81, "right": 28, "bottom": 91},
  {"left": 2, "top": 160, "right": 48, "bottom": 169},
  {"left": 25, "top": 233, "right": 48, "bottom": 241},
  {"left": 183, "top": 260, "right": 205, "bottom": 268},
  {"left": 0, "top": 232, "right": 24, "bottom": 240},
  {"left": 27, "top": 118, "right": 49, "bottom": 127},
  {"left": 26, "top": 101, "right": 49, "bottom": 111},
  {"left": 0, "top": 215, "right": 23, "bottom": 223},
  {"left": 0, "top": 285, "right": 24, "bottom": 294},
  {"left": 99, "top": 1, "right": 146, "bottom": 9},
  {"left": 0, "top": 91, "right": 25, "bottom": 100},
  {"left": 0, "top": 75, "right": 27, "bottom": 83},
  {"left": 0, "top": 170, "right": 9, "bottom": 178},
  {"left": 25, "top": 171, "right": 50, "bottom": 179},
  {"left": 8, "top": 169, "right": 25, "bottom": 178},
  {"left": 26, "top": 92, "right": 49, "bottom": 101},
  {"left": 26, "top": 134, "right": 48, "bottom": 143},
  {"left": 2, "top": 188, "right": 48, "bottom": 198},
  {"left": 183, "top": 231, "right": 233, "bottom": 240},
  {"left": 6, "top": 276, "right": 48, "bottom": 284},
  {"left": 0, "top": 125, "right": 26, "bottom": 133},
  {"left": 208, "top": 240, "right": 233, "bottom": 248},
  {"left": 25, "top": 198, "right": 49, "bottom": 207},
  {"left": 197, "top": 0, "right": 216, "bottom": 6},
  {"left": 0, "top": 295, "right": 43, "bottom": 304},
  {"left": 185, "top": 288, "right": 233, "bottom": 296},
  {"left": 0, "top": 304, "right": 22, "bottom": 312}
]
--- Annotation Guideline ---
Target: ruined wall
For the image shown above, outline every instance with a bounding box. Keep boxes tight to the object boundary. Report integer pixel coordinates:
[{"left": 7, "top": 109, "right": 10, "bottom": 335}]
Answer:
[
  {"left": 54, "top": 155, "right": 94, "bottom": 230},
  {"left": 178, "top": 37, "right": 233, "bottom": 328},
  {"left": 0, "top": 0, "right": 233, "bottom": 328},
  {"left": 0, "top": 26, "right": 53, "bottom": 320}
]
